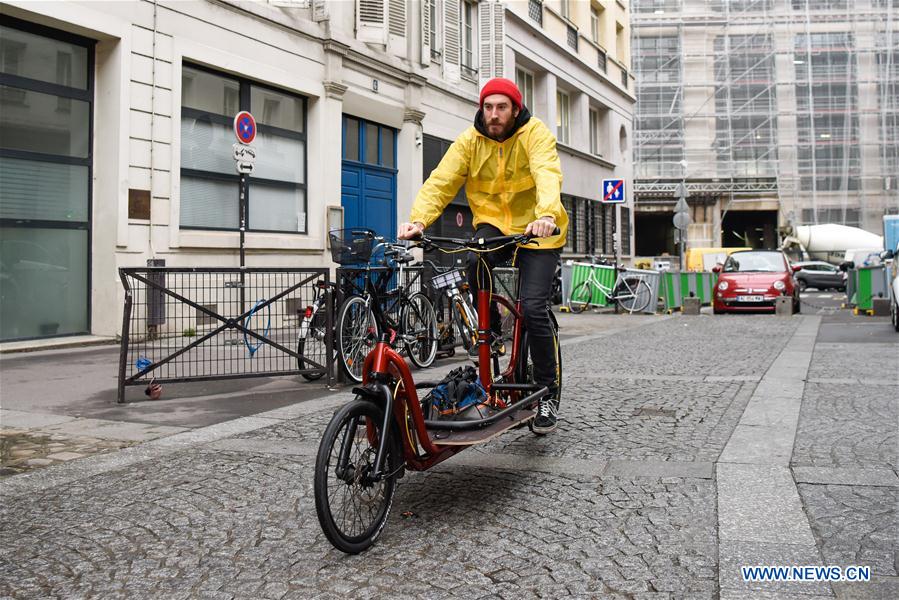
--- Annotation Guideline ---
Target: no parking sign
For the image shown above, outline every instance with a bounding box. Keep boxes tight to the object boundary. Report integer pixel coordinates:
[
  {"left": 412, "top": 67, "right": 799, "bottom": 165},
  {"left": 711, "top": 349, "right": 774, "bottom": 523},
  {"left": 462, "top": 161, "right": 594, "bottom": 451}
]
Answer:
[{"left": 233, "top": 111, "right": 257, "bottom": 144}]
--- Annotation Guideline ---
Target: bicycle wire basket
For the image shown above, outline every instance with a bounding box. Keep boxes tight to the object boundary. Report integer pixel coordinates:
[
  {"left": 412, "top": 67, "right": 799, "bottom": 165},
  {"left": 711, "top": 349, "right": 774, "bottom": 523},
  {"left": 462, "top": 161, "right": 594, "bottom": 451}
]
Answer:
[
  {"left": 430, "top": 268, "right": 465, "bottom": 291},
  {"left": 329, "top": 228, "right": 376, "bottom": 265}
]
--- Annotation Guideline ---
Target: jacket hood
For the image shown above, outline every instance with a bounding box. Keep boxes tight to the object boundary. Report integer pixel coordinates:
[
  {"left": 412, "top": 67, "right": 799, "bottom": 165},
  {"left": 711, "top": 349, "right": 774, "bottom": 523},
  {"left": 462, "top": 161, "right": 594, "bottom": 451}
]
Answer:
[{"left": 474, "top": 105, "right": 532, "bottom": 141}]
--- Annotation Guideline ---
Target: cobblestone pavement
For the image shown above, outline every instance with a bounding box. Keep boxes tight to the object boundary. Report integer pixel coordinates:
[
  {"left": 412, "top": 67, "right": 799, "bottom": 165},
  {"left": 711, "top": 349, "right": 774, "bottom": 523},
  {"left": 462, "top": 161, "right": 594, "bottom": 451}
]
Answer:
[{"left": 1, "top": 314, "right": 895, "bottom": 599}]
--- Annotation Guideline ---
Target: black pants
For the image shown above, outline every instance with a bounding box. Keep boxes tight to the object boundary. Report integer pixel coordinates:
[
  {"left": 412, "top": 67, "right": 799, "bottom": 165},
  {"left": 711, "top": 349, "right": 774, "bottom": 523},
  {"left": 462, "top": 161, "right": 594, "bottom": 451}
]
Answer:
[{"left": 466, "top": 224, "right": 560, "bottom": 390}]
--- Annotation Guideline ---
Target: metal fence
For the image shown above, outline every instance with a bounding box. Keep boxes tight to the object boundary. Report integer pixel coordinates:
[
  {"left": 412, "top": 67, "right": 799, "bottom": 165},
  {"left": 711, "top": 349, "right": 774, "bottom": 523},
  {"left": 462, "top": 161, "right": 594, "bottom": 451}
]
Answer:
[{"left": 117, "top": 267, "right": 332, "bottom": 403}]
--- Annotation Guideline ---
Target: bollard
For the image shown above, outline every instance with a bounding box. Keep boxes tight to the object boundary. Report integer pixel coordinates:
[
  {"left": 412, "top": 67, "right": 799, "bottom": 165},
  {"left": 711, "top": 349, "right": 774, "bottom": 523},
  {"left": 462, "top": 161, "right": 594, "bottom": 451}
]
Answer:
[
  {"left": 872, "top": 297, "right": 890, "bottom": 316},
  {"left": 682, "top": 297, "right": 701, "bottom": 315},
  {"left": 775, "top": 296, "right": 792, "bottom": 316}
]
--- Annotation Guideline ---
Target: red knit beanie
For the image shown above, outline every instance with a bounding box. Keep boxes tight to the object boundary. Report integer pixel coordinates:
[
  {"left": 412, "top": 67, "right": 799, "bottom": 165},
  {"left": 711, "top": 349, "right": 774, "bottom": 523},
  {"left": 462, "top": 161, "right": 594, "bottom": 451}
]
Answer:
[{"left": 479, "top": 77, "right": 522, "bottom": 110}]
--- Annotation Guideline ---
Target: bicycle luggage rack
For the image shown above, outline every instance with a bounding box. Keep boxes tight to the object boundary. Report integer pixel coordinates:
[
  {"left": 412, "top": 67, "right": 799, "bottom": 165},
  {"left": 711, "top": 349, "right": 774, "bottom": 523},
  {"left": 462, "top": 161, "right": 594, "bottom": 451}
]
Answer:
[{"left": 117, "top": 267, "right": 334, "bottom": 403}]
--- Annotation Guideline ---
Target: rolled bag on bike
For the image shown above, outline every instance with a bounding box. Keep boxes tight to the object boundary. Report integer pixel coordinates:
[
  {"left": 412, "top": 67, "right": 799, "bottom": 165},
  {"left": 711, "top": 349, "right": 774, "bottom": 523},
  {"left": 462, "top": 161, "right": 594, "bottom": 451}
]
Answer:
[{"left": 409, "top": 110, "right": 569, "bottom": 251}]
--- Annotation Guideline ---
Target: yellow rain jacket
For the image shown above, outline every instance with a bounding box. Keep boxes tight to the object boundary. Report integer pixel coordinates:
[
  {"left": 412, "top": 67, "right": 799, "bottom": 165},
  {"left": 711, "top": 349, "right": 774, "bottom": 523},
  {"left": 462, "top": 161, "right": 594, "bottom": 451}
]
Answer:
[{"left": 410, "top": 113, "right": 568, "bottom": 249}]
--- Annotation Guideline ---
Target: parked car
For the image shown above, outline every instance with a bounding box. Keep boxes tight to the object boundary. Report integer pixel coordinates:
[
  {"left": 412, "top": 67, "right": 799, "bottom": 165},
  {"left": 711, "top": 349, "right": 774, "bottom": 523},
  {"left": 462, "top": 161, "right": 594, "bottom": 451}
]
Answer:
[
  {"left": 713, "top": 250, "right": 800, "bottom": 314},
  {"left": 792, "top": 261, "right": 847, "bottom": 292}
]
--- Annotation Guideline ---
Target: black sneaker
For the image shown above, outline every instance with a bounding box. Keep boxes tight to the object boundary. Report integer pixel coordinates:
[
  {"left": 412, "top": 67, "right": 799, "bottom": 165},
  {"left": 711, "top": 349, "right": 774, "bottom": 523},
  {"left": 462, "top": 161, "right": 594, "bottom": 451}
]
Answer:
[{"left": 531, "top": 390, "right": 559, "bottom": 435}]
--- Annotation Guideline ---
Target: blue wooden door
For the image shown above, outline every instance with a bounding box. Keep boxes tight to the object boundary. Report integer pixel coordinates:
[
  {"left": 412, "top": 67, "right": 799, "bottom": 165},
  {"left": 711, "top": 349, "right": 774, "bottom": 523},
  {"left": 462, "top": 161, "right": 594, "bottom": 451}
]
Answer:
[
  {"left": 341, "top": 165, "right": 396, "bottom": 237},
  {"left": 341, "top": 116, "right": 396, "bottom": 238}
]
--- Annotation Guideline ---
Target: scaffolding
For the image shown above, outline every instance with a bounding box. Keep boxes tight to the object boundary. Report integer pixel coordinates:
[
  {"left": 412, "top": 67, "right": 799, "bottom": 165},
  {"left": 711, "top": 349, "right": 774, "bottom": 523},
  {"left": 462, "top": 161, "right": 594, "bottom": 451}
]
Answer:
[{"left": 631, "top": 0, "right": 899, "bottom": 243}]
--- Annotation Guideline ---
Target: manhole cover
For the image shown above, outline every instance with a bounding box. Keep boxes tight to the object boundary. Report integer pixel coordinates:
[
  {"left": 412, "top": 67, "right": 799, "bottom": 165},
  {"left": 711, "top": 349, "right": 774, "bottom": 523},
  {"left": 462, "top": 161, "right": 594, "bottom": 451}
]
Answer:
[{"left": 633, "top": 407, "right": 677, "bottom": 418}]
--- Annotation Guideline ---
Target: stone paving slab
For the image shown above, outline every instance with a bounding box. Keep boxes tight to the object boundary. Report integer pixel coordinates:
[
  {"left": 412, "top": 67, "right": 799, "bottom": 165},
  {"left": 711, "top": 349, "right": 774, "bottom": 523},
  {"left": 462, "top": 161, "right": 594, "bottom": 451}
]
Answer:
[
  {"left": 718, "top": 463, "right": 817, "bottom": 547},
  {"left": 718, "top": 317, "right": 818, "bottom": 468}
]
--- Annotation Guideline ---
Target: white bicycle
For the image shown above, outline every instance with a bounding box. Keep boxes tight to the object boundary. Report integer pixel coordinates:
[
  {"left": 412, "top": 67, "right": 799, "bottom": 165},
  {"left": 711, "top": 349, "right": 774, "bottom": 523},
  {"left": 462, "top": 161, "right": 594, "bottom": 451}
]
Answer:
[{"left": 567, "top": 259, "right": 653, "bottom": 314}]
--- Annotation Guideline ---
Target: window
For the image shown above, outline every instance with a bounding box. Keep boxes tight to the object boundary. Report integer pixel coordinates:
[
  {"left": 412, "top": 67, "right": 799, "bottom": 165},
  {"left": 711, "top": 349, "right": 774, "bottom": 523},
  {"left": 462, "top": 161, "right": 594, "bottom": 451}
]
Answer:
[
  {"left": 515, "top": 67, "right": 534, "bottom": 110},
  {"left": 556, "top": 90, "right": 570, "bottom": 145},
  {"left": 560, "top": 0, "right": 570, "bottom": 20},
  {"left": 0, "top": 18, "right": 93, "bottom": 340},
  {"left": 460, "top": 0, "right": 477, "bottom": 79},
  {"left": 620, "top": 206, "right": 631, "bottom": 256},
  {"left": 528, "top": 0, "right": 543, "bottom": 26},
  {"left": 590, "top": 6, "right": 600, "bottom": 43},
  {"left": 180, "top": 64, "right": 307, "bottom": 233},
  {"left": 566, "top": 25, "right": 578, "bottom": 51},
  {"left": 589, "top": 108, "right": 601, "bottom": 156},
  {"left": 428, "top": 0, "right": 441, "bottom": 61},
  {"left": 343, "top": 115, "right": 397, "bottom": 169},
  {"left": 597, "top": 49, "right": 607, "bottom": 73}
]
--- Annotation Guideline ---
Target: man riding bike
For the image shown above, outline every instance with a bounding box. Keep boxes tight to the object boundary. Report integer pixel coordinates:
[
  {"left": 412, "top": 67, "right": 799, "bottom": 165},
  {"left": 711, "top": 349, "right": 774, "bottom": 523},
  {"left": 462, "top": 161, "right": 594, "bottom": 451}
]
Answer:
[{"left": 398, "top": 77, "right": 568, "bottom": 434}]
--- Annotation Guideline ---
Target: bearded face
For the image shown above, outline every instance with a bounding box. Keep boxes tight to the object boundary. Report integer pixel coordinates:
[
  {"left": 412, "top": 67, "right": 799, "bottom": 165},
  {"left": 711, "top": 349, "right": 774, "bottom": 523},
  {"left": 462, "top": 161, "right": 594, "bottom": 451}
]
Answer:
[{"left": 482, "top": 93, "right": 520, "bottom": 141}]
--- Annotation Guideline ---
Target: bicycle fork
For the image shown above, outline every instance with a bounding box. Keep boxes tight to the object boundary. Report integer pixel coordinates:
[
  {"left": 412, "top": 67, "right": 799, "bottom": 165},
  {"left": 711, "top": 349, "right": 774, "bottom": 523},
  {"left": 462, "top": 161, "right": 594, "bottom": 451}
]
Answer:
[{"left": 335, "top": 380, "right": 396, "bottom": 485}]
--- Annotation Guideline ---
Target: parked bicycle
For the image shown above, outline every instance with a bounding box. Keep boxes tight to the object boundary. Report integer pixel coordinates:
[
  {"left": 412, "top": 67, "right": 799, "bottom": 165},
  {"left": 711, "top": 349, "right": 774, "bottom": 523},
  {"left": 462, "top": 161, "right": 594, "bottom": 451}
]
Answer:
[
  {"left": 429, "top": 265, "right": 478, "bottom": 354},
  {"left": 567, "top": 256, "right": 652, "bottom": 314},
  {"left": 296, "top": 280, "right": 336, "bottom": 381},
  {"left": 313, "top": 229, "right": 561, "bottom": 553},
  {"left": 330, "top": 229, "right": 439, "bottom": 383}
]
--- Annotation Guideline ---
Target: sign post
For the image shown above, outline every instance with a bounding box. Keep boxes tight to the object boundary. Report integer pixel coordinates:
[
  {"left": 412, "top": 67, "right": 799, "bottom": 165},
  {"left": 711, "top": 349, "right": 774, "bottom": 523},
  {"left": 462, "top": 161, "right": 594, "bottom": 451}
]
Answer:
[
  {"left": 233, "top": 111, "right": 257, "bottom": 311},
  {"left": 673, "top": 182, "right": 691, "bottom": 271},
  {"left": 601, "top": 179, "right": 626, "bottom": 312}
]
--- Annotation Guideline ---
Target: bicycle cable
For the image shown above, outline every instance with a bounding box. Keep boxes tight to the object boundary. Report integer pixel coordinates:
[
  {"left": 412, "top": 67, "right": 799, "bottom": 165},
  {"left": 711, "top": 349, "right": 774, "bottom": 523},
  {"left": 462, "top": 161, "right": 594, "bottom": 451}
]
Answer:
[{"left": 243, "top": 299, "right": 271, "bottom": 357}]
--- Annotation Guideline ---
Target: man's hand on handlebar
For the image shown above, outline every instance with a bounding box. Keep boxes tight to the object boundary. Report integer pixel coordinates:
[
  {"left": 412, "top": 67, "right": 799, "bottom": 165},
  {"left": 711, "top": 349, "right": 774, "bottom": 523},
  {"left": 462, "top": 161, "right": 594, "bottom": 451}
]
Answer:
[
  {"left": 397, "top": 221, "right": 425, "bottom": 240},
  {"left": 524, "top": 216, "right": 557, "bottom": 238}
]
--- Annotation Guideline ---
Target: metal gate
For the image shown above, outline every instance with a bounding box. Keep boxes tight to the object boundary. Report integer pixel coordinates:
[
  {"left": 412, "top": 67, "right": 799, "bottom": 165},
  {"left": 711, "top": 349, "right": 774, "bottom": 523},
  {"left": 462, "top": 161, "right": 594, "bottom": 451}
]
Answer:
[{"left": 117, "top": 267, "right": 333, "bottom": 403}]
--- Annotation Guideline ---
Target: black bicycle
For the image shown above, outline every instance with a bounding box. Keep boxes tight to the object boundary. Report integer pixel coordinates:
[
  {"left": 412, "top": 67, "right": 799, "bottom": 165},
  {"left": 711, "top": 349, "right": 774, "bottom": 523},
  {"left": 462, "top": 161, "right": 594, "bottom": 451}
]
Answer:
[{"left": 331, "top": 229, "right": 439, "bottom": 383}]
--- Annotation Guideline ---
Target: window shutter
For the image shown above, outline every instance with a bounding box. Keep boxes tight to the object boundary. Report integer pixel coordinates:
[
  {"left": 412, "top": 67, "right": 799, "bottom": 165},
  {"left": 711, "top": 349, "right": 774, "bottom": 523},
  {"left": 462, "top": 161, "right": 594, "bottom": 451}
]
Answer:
[
  {"left": 492, "top": 1, "right": 505, "bottom": 78},
  {"left": 421, "top": 0, "right": 432, "bottom": 65},
  {"left": 478, "top": 1, "right": 505, "bottom": 86},
  {"left": 443, "top": 0, "right": 461, "bottom": 82},
  {"left": 388, "top": 0, "right": 406, "bottom": 37},
  {"left": 479, "top": 1, "right": 492, "bottom": 86},
  {"left": 356, "top": 0, "right": 386, "bottom": 44}
]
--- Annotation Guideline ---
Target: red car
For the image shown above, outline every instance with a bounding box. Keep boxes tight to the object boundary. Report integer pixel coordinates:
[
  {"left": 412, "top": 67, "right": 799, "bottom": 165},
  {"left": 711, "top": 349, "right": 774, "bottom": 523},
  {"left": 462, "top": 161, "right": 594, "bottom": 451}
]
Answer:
[{"left": 713, "top": 250, "right": 801, "bottom": 314}]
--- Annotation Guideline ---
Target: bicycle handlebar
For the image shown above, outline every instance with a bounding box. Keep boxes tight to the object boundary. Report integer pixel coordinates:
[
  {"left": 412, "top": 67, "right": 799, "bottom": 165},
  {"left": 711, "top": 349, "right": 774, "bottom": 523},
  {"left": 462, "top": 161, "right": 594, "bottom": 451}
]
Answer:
[{"left": 412, "top": 227, "right": 560, "bottom": 251}]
